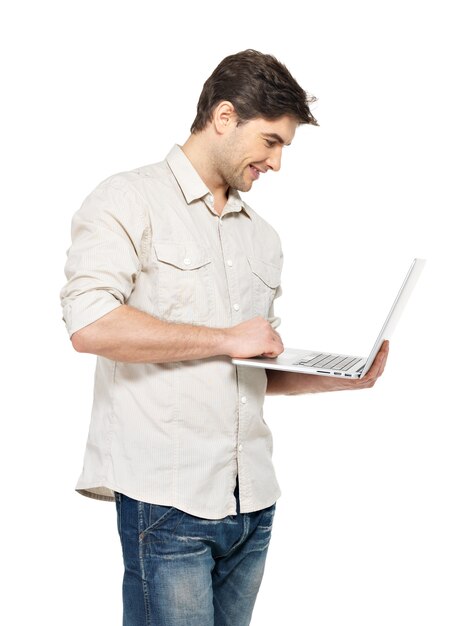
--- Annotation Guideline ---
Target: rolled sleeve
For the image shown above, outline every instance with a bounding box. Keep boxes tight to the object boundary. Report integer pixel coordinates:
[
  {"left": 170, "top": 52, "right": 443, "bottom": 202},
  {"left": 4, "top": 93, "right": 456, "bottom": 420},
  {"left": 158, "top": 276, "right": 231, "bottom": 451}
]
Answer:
[
  {"left": 60, "top": 179, "right": 150, "bottom": 337},
  {"left": 268, "top": 284, "right": 282, "bottom": 330}
]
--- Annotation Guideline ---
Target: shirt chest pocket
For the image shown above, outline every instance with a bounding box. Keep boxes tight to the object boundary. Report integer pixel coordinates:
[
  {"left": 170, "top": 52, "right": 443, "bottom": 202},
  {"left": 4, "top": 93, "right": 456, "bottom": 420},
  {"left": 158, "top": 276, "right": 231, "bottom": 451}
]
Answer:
[
  {"left": 153, "top": 241, "right": 215, "bottom": 325},
  {"left": 247, "top": 256, "right": 282, "bottom": 318}
]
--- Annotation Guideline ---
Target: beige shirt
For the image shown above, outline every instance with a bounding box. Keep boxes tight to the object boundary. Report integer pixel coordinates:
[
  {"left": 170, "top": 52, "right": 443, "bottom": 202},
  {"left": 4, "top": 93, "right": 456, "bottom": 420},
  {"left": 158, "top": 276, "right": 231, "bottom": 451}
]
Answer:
[{"left": 61, "top": 144, "right": 284, "bottom": 519}]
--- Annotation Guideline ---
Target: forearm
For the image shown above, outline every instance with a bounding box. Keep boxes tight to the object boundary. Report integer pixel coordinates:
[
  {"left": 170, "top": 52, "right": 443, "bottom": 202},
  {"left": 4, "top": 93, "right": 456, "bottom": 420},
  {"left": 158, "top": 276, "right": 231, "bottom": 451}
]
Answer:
[
  {"left": 265, "top": 369, "right": 348, "bottom": 395},
  {"left": 71, "top": 304, "right": 229, "bottom": 363}
]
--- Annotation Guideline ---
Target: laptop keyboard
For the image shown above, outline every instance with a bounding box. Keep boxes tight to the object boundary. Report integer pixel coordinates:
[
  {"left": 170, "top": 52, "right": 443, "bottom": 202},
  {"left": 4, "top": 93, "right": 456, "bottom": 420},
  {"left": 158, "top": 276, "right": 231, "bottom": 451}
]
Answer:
[{"left": 294, "top": 352, "right": 363, "bottom": 372}]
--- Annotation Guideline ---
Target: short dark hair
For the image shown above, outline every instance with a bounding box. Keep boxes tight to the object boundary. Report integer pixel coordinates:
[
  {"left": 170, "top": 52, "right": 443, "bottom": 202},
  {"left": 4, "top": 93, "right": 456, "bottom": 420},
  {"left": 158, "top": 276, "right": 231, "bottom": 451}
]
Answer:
[{"left": 190, "top": 49, "right": 318, "bottom": 133}]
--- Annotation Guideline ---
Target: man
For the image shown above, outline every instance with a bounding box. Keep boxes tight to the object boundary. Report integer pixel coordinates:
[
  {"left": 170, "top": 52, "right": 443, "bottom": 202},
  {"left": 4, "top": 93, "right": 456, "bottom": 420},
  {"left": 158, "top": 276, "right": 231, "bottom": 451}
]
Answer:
[{"left": 61, "top": 49, "right": 388, "bottom": 626}]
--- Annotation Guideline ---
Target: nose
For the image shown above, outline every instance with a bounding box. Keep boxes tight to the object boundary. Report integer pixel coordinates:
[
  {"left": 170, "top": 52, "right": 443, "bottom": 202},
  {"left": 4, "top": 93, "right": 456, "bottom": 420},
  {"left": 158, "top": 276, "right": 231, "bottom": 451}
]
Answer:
[{"left": 266, "top": 147, "right": 282, "bottom": 172}]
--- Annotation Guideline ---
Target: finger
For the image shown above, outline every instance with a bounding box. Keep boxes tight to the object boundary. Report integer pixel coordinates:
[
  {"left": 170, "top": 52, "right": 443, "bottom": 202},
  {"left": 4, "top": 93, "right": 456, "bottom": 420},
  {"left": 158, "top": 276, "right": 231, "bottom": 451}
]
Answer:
[
  {"left": 274, "top": 335, "right": 284, "bottom": 348},
  {"left": 378, "top": 351, "right": 388, "bottom": 376},
  {"left": 366, "top": 356, "right": 383, "bottom": 381},
  {"left": 363, "top": 357, "right": 383, "bottom": 383},
  {"left": 373, "top": 341, "right": 389, "bottom": 370},
  {"left": 365, "top": 344, "right": 389, "bottom": 382},
  {"left": 378, "top": 340, "right": 390, "bottom": 376}
]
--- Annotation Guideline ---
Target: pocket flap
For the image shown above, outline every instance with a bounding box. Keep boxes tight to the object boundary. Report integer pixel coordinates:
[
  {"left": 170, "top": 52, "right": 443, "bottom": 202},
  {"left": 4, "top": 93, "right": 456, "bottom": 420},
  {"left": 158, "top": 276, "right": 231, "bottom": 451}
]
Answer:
[
  {"left": 154, "top": 241, "right": 212, "bottom": 270},
  {"left": 247, "top": 257, "right": 281, "bottom": 288}
]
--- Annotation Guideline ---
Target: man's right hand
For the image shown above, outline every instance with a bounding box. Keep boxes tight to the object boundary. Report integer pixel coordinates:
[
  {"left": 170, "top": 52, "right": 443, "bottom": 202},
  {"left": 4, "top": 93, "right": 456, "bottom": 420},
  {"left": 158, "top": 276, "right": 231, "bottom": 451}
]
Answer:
[
  {"left": 224, "top": 316, "right": 284, "bottom": 359},
  {"left": 71, "top": 305, "right": 284, "bottom": 364}
]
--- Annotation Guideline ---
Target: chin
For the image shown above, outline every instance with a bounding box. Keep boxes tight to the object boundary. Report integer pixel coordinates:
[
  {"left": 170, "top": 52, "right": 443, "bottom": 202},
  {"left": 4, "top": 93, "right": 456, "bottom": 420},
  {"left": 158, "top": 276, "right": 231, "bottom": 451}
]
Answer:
[
  {"left": 239, "top": 177, "right": 253, "bottom": 192},
  {"left": 228, "top": 172, "right": 253, "bottom": 192},
  {"left": 231, "top": 182, "right": 251, "bottom": 193}
]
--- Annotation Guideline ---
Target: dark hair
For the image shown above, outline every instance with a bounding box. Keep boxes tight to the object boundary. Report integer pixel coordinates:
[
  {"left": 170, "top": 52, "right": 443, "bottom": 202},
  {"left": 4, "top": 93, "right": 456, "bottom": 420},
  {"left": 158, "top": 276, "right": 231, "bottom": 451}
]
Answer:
[{"left": 190, "top": 49, "right": 318, "bottom": 133}]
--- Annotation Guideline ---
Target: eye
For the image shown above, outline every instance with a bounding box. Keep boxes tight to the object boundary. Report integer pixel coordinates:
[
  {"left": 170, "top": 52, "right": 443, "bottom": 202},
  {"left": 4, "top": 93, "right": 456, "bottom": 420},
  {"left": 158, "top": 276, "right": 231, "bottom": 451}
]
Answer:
[{"left": 264, "top": 140, "right": 276, "bottom": 148}]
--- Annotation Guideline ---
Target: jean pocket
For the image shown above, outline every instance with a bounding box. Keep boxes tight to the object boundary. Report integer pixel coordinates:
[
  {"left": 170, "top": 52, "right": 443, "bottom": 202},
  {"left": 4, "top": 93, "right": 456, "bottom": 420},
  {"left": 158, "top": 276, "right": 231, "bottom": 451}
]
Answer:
[
  {"left": 138, "top": 501, "right": 179, "bottom": 542},
  {"left": 258, "top": 503, "right": 276, "bottom": 531}
]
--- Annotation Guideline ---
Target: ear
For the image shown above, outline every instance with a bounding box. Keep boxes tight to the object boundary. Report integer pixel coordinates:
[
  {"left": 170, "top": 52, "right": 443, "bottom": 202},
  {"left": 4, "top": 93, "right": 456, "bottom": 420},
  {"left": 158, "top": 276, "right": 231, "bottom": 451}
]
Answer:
[{"left": 212, "top": 101, "right": 237, "bottom": 135}]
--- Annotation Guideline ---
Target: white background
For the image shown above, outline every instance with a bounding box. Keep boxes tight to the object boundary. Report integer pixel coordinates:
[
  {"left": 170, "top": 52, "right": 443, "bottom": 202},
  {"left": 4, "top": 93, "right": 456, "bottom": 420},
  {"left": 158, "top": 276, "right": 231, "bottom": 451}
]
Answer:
[{"left": 2, "top": 1, "right": 470, "bottom": 624}]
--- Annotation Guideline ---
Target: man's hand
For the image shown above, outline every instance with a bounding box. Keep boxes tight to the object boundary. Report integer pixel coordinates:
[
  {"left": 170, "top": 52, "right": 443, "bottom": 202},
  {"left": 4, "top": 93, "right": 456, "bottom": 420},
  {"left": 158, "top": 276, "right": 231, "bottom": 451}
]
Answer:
[
  {"left": 265, "top": 340, "right": 390, "bottom": 395},
  {"left": 71, "top": 306, "right": 284, "bottom": 364},
  {"left": 324, "top": 339, "right": 390, "bottom": 392},
  {"left": 224, "top": 316, "right": 284, "bottom": 359}
]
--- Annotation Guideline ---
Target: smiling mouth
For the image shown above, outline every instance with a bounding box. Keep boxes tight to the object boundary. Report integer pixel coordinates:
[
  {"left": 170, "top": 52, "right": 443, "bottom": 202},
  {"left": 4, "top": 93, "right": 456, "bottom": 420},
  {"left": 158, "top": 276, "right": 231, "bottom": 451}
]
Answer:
[{"left": 249, "top": 164, "right": 262, "bottom": 180}]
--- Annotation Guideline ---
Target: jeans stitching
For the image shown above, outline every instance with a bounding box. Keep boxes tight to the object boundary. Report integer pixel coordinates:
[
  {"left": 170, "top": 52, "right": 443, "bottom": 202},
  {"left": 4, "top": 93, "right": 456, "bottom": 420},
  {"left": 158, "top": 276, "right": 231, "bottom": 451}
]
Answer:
[
  {"left": 121, "top": 500, "right": 273, "bottom": 624},
  {"left": 217, "top": 513, "right": 251, "bottom": 560},
  {"left": 138, "top": 501, "right": 180, "bottom": 540},
  {"left": 138, "top": 539, "right": 152, "bottom": 626}
]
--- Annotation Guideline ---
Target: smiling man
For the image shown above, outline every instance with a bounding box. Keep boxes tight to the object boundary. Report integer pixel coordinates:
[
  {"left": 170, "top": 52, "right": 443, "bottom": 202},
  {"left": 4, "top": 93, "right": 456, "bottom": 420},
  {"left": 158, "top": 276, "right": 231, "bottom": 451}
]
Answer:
[
  {"left": 184, "top": 102, "right": 296, "bottom": 204},
  {"left": 61, "top": 50, "right": 388, "bottom": 626}
]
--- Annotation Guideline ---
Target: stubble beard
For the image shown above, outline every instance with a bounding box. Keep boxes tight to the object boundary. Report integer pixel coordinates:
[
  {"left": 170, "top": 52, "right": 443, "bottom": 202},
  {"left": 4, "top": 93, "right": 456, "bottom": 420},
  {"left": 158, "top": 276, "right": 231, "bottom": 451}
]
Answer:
[
  {"left": 215, "top": 139, "right": 252, "bottom": 193},
  {"left": 223, "top": 166, "right": 251, "bottom": 192}
]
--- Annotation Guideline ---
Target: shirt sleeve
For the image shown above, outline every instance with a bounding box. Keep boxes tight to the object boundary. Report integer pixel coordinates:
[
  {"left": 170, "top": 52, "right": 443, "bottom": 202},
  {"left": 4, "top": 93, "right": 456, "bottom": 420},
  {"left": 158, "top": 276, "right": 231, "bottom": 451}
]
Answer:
[
  {"left": 268, "top": 246, "right": 283, "bottom": 330},
  {"left": 60, "top": 178, "right": 151, "bottom": 337}
]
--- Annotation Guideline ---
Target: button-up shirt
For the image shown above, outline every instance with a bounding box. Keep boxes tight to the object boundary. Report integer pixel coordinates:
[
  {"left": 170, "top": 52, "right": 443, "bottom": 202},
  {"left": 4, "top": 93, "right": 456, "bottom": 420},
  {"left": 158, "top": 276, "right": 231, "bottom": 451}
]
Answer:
[{"left": 61, "top": 144, "right": 283, "bottom": 519}]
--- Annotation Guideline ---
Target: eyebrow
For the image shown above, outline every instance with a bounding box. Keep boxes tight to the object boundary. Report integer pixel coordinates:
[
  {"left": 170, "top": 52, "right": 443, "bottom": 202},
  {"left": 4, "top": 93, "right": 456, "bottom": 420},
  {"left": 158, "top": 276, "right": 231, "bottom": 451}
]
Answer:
[{"left": 262, "top": 133, "right": 291, "bottom": 147}]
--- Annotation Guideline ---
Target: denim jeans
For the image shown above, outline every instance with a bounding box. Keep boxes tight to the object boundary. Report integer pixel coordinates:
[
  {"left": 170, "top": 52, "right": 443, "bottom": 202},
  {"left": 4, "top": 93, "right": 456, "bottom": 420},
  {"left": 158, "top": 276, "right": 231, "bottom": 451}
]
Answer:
[{"left": 115, "top": 484, "right": 276, "bottom": 626}]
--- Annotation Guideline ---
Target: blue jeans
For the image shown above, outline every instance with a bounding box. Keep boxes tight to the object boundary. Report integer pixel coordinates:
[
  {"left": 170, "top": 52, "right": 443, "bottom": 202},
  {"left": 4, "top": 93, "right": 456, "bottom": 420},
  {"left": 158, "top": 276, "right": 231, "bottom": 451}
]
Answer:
[{"left": 115, "top": 485, "right": 276, "bottom": 626}]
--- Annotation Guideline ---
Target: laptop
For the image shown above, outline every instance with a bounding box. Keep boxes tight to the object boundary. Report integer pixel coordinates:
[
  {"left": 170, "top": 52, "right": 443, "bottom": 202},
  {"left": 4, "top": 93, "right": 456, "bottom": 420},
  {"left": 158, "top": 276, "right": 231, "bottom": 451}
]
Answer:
[{"left": 232, "top": 258, "right": 426, "bottom": 379}]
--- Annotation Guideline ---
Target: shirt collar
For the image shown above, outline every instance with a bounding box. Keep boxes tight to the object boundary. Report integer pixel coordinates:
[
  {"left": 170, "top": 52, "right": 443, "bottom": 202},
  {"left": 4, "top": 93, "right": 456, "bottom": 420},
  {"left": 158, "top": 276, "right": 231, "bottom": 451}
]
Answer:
[
  {"left": 166, "top": 144, "right": 252, "bottom": 220},
  {"left": 166, "top": 144, "right": 208, "bottom": 204}
]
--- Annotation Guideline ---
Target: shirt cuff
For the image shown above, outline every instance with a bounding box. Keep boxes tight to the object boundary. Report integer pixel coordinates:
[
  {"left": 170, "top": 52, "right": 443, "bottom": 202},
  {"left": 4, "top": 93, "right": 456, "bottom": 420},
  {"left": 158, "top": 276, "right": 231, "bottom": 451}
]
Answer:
[
  {"left": 62, "top": 291, "right": 123, "bottom": 337},
  {"left": 269, "top": 315, "right": 282, "bottom": 330}
]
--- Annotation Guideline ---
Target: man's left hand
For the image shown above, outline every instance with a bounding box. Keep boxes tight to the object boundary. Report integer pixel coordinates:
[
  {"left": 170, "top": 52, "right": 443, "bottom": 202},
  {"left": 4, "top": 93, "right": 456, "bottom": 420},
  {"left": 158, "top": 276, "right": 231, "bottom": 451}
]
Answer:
[
  {"left": 266, "top": 339, "right": 390, "bottom": 395},
  {"left": 322, "top": 339, "right": 390, "bottom": 392}
]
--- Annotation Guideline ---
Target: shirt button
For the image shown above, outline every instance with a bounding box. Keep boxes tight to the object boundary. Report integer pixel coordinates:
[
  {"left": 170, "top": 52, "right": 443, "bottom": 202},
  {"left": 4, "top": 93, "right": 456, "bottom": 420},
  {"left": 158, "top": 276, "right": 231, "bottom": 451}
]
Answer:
[
  {"left": 227, "top": 259, "right": 233, "bottom": 267},
  {"left": 238, "top": 444, "right": 243, "bottom": 452},
  {"left": 183, "top": 257, "right": 191, "bottom": 266},
  {"left": 241, "top": 396, "right": 247, "bottom": 404},
  {"left": 233, "top": 303, "right": 240, "bottom": 311}
]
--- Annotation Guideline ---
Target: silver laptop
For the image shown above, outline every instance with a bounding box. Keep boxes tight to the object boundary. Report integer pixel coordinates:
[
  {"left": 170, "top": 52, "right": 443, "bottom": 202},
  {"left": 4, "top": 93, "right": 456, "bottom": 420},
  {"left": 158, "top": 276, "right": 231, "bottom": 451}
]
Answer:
[{"left": 232, "top": 258, "right": 426, "bottom": 379}]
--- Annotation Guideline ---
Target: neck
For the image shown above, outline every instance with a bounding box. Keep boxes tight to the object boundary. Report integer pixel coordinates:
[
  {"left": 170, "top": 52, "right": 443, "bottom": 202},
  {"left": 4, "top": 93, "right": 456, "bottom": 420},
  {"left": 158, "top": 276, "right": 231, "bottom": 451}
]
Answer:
[{"left": 181, "top": 133, "right": 229, "bottom": 203}]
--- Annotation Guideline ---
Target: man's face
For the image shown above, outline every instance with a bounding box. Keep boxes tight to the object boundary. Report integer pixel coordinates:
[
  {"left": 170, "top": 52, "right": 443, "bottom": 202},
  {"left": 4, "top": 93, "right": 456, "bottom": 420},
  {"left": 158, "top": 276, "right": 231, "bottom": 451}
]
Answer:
[{"left": 216, "top": 115, "right": 298, "bottom": 192}]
